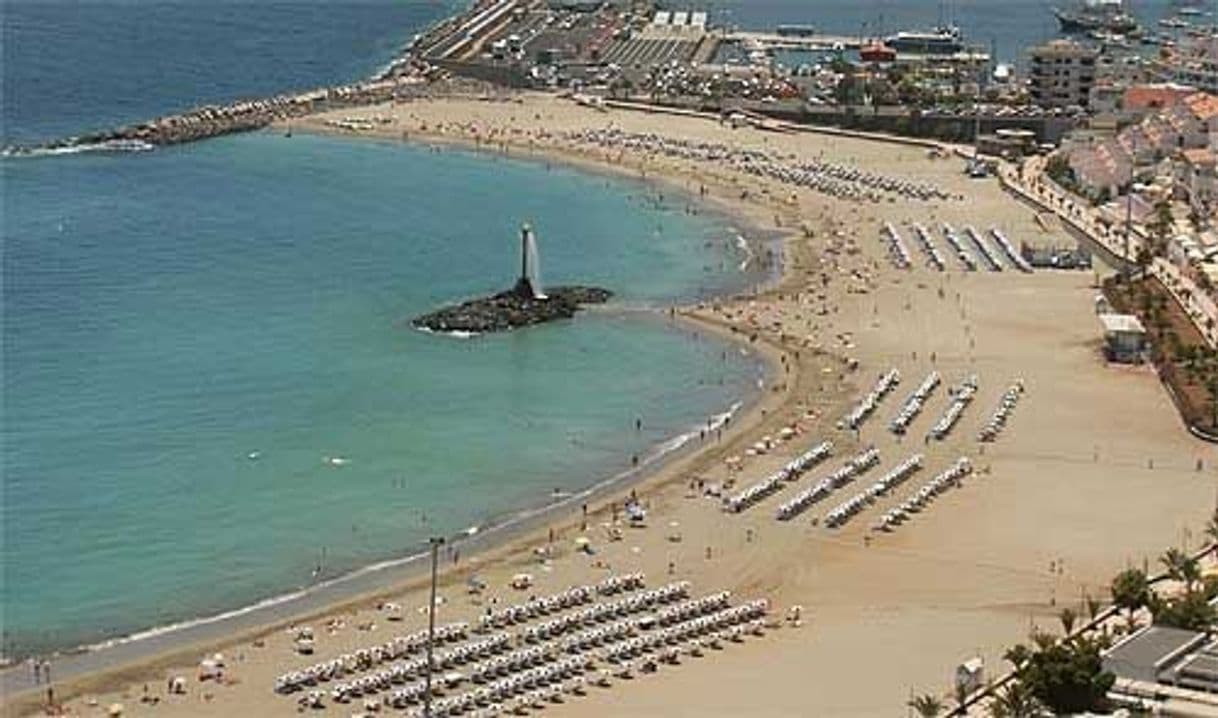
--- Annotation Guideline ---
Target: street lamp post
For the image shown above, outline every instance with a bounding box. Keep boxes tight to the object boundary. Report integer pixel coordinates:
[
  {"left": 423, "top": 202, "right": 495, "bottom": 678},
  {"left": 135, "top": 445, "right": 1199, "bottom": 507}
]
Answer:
[
  {"left": 1123, "top": 134, "right": 1138, "bottom": 279},
  {"left": 424, "top": 536, "right": 445, "bottom": 718}
]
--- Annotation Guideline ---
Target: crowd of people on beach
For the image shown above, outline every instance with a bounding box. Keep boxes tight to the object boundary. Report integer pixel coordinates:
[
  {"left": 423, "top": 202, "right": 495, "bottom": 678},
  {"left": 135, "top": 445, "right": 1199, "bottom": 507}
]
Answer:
[
  {"left": 824, "top": 453, "right": 924, "bottom": 528},
  {"left": 723, "top": 440, "right": 833, "bottom": 513},
  {"left": 271, "top": 573, "right": 769, "bottom": 717},
  {"left": 928, "top": 376, "right": 980, "bottom": 441},
  {"left": 840, "top": 368, "right": 901, "bottom": 430},
  {"left": 978, "top": 381, "right": 1025, "bottom": 443},
  {"left": 872, "top": 457, "right": 973, "bottom": 533},
  {"left": 941, "top": 223, "right": 978, "bottom": 271},
  {"left": 881, "top": 222, "right": 1038, "bottom": 274},
  {"left": 775, "top": 447, "right": 882, "bottom": 521},
  {"left": 890, "top": 372, "right": 941, "bottom": 435},
  {"left": 558, "top": 128, "right": 959, "bottom": 204}
]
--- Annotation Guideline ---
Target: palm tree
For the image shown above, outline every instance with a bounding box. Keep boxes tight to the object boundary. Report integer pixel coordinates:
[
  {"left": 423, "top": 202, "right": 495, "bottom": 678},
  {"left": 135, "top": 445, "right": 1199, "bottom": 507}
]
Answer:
[
  {"left": 1058, "top": 607, "right": 1077, "bottom": 636},
  {"left": 1205, "top": 508, "right": 1218, "bottom": 557},
  {"left": 1084, "top": 594, "right": 1102, "bottom": 622},
  {"left": 1111, "top": 567, "right": 1150, "bottom": 619},
  {"left": 907, "top": 693, "right": 944, "bottom": 718},
  {"left": 1207, "top": 374, "right": 1218, "bottom": 430},
  {"left": 989, "top": 680, "right": 1043, "bottom": 718},
  {"left": 1003, "top": 643, "right": 1031, "bottom": 669},
  {"left": 1161, "top": 547, "right": 1201, "bottom": 594},
  {"left": 1161, "top": 547, "right": 1188, "bottom": 580}
]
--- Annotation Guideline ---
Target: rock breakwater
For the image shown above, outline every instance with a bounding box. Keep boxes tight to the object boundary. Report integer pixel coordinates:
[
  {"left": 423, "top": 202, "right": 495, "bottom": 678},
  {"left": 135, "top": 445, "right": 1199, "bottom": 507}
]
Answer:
[
  {"left": 413, "top": 282, "right": 612, "bottom": 334},
  {"left": 1, "top": 76, "right": 452, "bottom": 156}
]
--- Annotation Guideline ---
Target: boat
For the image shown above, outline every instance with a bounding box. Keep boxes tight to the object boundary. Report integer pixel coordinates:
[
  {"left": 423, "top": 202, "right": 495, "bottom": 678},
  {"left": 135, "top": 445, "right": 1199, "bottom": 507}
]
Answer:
[
  {"left": 881, "top": 25, "right": 990, "bottom": 63},
  {"left": 1089, "top": 29, "right": 1133, "bottom": 48},
  {"left": 1054, "top": 0, "right": 1142, "bottom": 36},
  {"left": 884, "top": 25, "right": 967, "bottom": 55},
  {"left": 859, "top": 41, "right": 896, "bottom": 62},
  {"left": 776, "top": 24, "right": 818, "bottom": 38}
]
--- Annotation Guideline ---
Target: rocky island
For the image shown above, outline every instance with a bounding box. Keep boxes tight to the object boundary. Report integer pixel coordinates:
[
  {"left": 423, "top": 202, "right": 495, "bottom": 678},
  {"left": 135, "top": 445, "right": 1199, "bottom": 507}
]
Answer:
[{"left": 412, "top": 225, "right": 611, "bottom": 335}]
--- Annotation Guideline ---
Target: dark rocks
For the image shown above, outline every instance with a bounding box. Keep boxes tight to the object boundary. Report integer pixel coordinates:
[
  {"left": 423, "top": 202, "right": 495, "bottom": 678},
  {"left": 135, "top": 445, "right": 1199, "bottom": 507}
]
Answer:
[
  {"left": 1, "top": 76, "right": 438, "bottom": 156},
  {"left": 413, "top": 283, "right": 612, "bottom": 334}
]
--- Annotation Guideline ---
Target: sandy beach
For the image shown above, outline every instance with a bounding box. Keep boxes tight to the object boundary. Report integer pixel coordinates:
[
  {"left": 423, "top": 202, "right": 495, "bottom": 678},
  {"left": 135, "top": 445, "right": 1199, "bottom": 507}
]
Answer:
[{"left": 6, "top": 92, "right": 1213, "bottom": 718}]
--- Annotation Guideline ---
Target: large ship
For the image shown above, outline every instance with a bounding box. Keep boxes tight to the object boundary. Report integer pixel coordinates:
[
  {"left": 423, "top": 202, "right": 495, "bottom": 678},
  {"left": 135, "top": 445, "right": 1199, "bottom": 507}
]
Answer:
[
  {"left": 884, "top": 25, "right": 966, "bottom": 55},
  {"left": 1054, "top": 0, "right": 1141, "bottom": 35},
  {"left": 881, "top": 25, "right": 990, "bottom": 63}
]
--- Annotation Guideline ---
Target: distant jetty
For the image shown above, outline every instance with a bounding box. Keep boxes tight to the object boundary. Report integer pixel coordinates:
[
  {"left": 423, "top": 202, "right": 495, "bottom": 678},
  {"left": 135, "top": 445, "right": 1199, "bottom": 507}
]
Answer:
[
  {"left": 413, "top": 225, "right": 611, "bottom": 334},
  {"left": 3, "top": 0, "right": 556, "bottom": 157},
  {"left": 1, "top": 78, "right": 430, "bottom": 157},
  {"left": 0, "top": 9, "right": 474, "bottom": 157}
]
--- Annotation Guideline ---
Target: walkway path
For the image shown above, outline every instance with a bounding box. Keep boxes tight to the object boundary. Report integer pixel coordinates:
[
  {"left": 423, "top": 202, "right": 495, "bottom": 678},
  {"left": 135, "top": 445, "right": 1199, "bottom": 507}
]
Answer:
[{"left": 998, "top": 157, "right": 1217, "bottom": 349}]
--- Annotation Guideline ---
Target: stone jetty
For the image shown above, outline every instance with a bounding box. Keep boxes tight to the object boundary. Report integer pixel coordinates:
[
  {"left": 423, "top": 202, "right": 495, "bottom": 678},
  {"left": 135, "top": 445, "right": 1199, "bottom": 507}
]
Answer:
[
  {"left": 413, "top": 279, "right": 612, "bottom": 334},
  {"left": 0, "top": 0, "right": 494, "bottom": 157},
  {"left": 0, "top": 74, "right": 452, "bottom": 156},
  {"left": 414, "top": 223, "right": 611, "bottom": 334}
]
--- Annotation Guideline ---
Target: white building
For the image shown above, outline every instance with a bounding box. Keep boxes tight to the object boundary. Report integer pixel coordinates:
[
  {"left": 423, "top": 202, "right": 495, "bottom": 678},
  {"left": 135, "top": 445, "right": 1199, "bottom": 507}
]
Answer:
[{"left": 1178, "top": 147, "right": 1217, "bottom": 218}]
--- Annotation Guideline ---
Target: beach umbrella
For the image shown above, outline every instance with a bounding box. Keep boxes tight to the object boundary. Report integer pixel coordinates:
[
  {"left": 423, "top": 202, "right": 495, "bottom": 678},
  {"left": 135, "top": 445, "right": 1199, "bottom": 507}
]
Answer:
[
  {"left": 108, "top": 703, "right": 124, "bottom": 716},
  {"left": 198, "top": 659, "right": 219, "bottom": 679},
  {"left": 573, "top": 537, "right": 591, "bottom": 548}
]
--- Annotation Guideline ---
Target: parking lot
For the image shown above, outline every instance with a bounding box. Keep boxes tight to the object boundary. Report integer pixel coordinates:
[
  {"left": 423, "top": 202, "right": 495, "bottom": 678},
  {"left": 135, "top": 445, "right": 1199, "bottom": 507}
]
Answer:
[{"left": 601, "top": 37, "right": 701, "bottom": 67}]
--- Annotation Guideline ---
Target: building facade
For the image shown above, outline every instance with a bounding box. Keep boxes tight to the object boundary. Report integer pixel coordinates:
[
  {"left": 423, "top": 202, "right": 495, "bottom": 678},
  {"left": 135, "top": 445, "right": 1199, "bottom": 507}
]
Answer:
[{"left": 1029, "top": 39, "right": 1098, "bottom": 109}]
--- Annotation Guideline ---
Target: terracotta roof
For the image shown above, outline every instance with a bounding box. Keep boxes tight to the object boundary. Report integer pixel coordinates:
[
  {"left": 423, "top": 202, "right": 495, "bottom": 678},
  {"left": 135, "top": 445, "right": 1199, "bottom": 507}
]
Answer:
[
  {"left": 1181, "top": 147, "right": 1217, "bottom": 167},
  {"left": 1123, "top": 84, "right": 1193, "bottom": 111},
  {"left": 1184, "top": 92, "right": 1218, "bottom": 122}
]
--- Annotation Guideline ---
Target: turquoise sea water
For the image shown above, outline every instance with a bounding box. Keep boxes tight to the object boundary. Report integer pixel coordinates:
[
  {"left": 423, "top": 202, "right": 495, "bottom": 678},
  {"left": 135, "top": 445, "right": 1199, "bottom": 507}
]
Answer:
[
  {"left": 0, "top": 0, "right": 760, "bottom": 658},
  {"left": 1, "top": 131, "right": 762, "bottom": 657}
]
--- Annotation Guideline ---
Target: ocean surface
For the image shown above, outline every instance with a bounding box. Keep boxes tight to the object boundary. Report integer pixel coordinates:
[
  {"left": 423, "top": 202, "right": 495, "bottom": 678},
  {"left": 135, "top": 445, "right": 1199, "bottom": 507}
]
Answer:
[
  {"left": 0, "top": 0, "right": 1193, "bottom": 660},
  {"left": 1, "top": 0, "right": 461, "bottom": 148},
  {"left": 0, "top": 0, "right": 771, "bottom": 659},
  {"left": 2, "top": 128, "right": 772, "bottom": 657}
]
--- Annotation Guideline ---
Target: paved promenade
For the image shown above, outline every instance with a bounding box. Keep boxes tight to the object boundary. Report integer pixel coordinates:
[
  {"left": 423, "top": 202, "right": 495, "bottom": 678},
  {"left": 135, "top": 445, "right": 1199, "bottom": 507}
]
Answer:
[{"left": 998, "top": 157, "right": 1217, "bottom": 349}]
